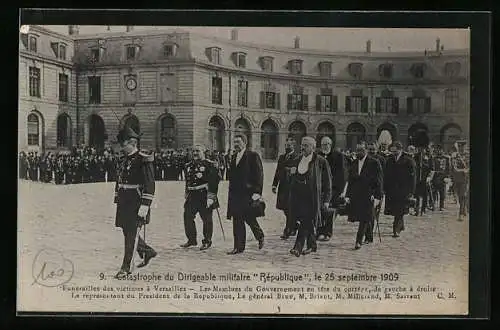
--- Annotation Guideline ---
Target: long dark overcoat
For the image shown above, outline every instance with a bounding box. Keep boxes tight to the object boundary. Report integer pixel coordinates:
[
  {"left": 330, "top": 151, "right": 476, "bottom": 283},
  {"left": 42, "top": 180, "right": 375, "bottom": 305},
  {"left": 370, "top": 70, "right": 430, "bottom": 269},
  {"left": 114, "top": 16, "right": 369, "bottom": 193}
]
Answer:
[
  {"left": 272, "top": 151, "right": 299, "bottom": 211},
  {"left": 288, "top": 153, "right": 333, "bottom": 229},
  {"left": 383, "top": 154, "right": 416, "bottom": 216}
]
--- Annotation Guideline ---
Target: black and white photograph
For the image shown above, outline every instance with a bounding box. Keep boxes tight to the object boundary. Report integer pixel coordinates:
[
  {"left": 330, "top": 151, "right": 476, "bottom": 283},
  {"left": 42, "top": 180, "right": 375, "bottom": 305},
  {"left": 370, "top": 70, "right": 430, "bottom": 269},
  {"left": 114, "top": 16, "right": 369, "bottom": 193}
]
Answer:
[{"left": 18, "top": 20, "right": 473, "bottom": 314}]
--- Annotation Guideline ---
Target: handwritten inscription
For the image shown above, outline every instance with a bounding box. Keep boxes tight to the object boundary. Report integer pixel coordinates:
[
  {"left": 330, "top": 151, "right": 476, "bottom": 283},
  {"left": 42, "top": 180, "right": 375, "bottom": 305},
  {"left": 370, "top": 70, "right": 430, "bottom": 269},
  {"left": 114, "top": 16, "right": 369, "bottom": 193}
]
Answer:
[{"left": 32, "top": 248, "right": 74, "bottom": 287}]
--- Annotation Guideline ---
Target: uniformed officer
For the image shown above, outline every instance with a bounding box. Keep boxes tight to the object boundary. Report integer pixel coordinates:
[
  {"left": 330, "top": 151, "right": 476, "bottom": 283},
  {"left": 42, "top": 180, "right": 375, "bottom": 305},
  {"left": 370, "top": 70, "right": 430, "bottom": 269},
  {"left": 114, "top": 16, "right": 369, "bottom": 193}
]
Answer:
[
  {"left": 180, "top": 144, "right": 220, "bottom": 250},
  {"left": 430, "top": 145, "right": 451, "bottom": 211},
  {"left": 450, "top": 145, "right": 469, "bottom": 221},
  {"left": 114, "top": 127, "right": 157, "bottom": 279},
  {"left": 413, "top": 147, "right": 434, "bottom": 216}
]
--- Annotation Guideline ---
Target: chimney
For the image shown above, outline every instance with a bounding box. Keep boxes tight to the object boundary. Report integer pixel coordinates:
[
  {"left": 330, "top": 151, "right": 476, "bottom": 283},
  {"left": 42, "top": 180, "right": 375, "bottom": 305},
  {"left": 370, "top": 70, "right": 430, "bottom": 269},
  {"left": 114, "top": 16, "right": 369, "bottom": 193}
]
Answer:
[
  {"left": 106, "top": 26, "right": 111, "bottom": 31},
  {"left": 366, "top": 40, "right": 372, "bottom": 53},
  {"left": 294, "top": 36, "right": 300, "bottom": 49},
  {"left": 230, "top": 29, "right": 238, "bottom": 41},
  {"left": 68, "top": 25, "right": 79, "bottom": 36},
  {"left": 126, "top": 26, "right": 133, "bottom": 32},
  {"left": 436, "top": 37, "right": 440, "bottom": 52}
]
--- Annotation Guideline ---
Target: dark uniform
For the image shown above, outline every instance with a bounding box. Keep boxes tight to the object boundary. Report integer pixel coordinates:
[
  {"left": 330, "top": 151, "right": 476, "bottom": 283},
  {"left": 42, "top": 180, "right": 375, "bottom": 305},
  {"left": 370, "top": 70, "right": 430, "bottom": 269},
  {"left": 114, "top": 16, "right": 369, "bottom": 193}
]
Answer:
[
  {"left": 55, "top": 158, "right": 65, "bottom": 184},
  {"left": 431, "top": 151, "right": 451, "bottom": 210},
  {"left": 114, "top": 127, "right": 157, "bottom": 278},
  {"left": 414, "top": 150, "right": 434, "bottom": 215},
  {"left": 181, "top": 157, "right": 220, "bottom": 249},
  {"left": 450, "top": 152, "right": 469, "bottom": 218}
]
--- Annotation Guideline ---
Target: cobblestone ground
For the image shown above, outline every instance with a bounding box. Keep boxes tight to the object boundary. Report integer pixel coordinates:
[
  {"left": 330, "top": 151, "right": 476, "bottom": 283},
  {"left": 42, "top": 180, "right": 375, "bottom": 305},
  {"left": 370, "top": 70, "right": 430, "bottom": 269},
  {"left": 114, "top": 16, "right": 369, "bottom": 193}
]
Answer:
[{"left": 18, "top": 163, "right": 469, "bottom": 314}]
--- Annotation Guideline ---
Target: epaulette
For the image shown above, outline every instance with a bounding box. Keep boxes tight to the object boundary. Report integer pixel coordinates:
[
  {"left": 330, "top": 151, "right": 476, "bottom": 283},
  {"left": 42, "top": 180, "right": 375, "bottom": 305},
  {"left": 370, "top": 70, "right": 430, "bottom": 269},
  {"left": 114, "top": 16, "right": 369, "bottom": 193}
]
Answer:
[{"left": 139, "top": 150, "right": 154, "bottom": 162}]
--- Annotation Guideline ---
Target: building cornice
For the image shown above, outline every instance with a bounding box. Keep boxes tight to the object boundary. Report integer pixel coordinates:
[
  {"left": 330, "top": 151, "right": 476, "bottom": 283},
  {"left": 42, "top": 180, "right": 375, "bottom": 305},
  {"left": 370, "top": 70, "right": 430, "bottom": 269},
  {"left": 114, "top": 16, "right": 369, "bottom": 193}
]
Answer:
[
  {"left": 68, "top": 28, "right": 468, "bottom": 59},
  {"left": 19, "top": 50, "right": 74, "bottom": 70},
  {"left": 192, "top": 60, "right": 469, "bottom": 86}
]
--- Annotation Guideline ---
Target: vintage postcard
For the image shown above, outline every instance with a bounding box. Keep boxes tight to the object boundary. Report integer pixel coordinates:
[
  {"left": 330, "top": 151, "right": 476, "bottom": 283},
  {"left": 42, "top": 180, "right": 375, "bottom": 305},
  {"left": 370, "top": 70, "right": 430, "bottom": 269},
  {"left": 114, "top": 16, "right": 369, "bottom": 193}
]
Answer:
[{"left": 18, "top": 24, "right": 470, "bottom": 315}]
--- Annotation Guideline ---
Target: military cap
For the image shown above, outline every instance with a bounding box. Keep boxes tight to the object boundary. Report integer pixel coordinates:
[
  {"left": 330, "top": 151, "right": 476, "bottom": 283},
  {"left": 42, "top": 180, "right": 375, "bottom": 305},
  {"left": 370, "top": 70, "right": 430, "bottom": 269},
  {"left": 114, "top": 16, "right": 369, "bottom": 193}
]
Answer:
[{"left": 117, "top": 126, "right": 141, "bottom": 143}]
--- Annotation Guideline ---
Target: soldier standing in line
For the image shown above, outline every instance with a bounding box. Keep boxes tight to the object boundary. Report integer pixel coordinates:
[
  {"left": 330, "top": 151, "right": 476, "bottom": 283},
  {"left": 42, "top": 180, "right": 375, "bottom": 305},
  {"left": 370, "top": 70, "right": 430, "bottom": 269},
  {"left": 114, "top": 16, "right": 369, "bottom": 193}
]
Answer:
[
  {"left": 413, "top": 146, "right": 434, "bottom": 216},
  {"left": 430, "top": 145, "right": 451, "bottom": 211},
  {"left": 55, "top": 156, "right": 65, "bottom": 184},
  {"left": 114, "top": 127, "right": 157, "bottom": 279},
  {"left": 180, "top": 144, "right": 220, "bottom": 250},
  {"left": 450, "top": 144, "right": 469, "bottom": 221},
  {"left": 272, "top": 137, "right": 300, "bottom": 240},
  {"left": 154, "top": 151, "right": 162, "bottom": 180}
]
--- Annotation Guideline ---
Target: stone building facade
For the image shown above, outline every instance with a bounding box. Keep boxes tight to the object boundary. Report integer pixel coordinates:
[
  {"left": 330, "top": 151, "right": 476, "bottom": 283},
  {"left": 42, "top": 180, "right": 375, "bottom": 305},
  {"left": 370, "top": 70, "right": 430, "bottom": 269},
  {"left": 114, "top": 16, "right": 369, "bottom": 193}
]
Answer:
[{"left": 19, "top": 26, "right": 469, "bottom": 159}]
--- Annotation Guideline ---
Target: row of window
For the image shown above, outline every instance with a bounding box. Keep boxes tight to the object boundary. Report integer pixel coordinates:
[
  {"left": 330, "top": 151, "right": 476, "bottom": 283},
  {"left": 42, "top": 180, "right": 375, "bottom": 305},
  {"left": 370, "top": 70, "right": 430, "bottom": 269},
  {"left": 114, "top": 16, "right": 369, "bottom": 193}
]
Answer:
[
  {"left": 210, "top": 77, "right": 460, "bottom": 113},
  {"left": 21, "top": 34, "right": 67, "bottom": 60},
  {"left": 28, "top": 67, "right": 69, "bottom": 102},
  {"left": 90, "top": 44, "right": 177, "bottom": 63},
  {"left": 84, "top": 41, "right": 462, "bottom": 79},
  {"left": 26, "top": 67, "right": 462, "bottom": 113},
  {"left": 205, "top": 47, "right": 461, "bottom": 79}
]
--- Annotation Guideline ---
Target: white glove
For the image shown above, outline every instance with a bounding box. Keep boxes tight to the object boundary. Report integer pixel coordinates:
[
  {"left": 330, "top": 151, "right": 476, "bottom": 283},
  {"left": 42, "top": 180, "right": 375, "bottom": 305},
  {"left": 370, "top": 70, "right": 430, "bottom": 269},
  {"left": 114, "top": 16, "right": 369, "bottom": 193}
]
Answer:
[
  {"left": 252, "top": 193, "right": 261, "bottom": 201},
  {"left": 207, "top": 198, "right": 214, "bottom": 208},
  {"left": 373, "top": 199, "right": 380, "bottom": 207},
  {"left": 138, "top": 205, "right": 149, "bottom": 219}
]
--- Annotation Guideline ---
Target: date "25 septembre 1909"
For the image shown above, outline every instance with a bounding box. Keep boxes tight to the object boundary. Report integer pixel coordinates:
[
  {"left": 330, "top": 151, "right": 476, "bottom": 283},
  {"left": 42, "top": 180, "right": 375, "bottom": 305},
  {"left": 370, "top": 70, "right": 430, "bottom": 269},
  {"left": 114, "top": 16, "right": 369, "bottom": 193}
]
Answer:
[{"left": 316, "top": 273, "right": 400, "bottom": 282}]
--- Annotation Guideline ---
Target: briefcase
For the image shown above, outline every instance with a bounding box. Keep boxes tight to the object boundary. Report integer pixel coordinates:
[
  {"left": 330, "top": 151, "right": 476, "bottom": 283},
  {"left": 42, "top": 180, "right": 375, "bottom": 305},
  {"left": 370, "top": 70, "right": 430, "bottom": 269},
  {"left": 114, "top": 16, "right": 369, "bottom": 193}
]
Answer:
[{"left": 249, "top": 199, "right": 266, "bottom": 218}]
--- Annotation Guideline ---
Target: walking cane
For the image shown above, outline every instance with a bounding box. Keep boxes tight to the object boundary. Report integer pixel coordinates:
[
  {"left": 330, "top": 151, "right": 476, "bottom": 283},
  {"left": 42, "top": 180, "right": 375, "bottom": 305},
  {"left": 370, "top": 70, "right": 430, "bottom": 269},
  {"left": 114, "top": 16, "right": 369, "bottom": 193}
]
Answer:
[
  {"left": 215, "top": 207, "right": 226, "bottom": 241},
  {"left": 373, "top": 201, "right": 382, "bottom": 243}
]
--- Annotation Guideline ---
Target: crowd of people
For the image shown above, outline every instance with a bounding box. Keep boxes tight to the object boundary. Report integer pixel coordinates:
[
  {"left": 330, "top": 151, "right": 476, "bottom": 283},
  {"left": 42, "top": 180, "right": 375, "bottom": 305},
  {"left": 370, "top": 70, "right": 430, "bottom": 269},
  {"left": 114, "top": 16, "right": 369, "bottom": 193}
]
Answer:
[
  {"left": 18, "top": 129, "right": 469, "bottom": 276},
  {"left": 18, "top": 147, "right": 230, "bottom": 184}
]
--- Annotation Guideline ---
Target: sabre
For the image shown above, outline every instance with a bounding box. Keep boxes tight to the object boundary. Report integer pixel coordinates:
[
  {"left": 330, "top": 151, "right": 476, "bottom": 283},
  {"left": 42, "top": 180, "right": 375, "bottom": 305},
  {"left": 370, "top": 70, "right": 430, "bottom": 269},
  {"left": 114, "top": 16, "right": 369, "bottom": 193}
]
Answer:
[
  {"left": 215, "top": 207, "right": 226, "bottom": 241},
  {"left": 130, "top": 223, "right": 141, "bottom": 272}
]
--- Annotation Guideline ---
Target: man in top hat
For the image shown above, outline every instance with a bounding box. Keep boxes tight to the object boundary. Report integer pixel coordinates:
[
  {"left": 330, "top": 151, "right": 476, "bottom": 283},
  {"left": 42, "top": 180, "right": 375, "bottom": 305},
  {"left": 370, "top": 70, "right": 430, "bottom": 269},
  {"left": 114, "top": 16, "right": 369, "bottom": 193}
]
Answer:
[
  {"left": 114, "top": 126, "right": 157, "bottom": 279},
  {"left": 180, "top": 144, "right": 220, "bottom": 250}
]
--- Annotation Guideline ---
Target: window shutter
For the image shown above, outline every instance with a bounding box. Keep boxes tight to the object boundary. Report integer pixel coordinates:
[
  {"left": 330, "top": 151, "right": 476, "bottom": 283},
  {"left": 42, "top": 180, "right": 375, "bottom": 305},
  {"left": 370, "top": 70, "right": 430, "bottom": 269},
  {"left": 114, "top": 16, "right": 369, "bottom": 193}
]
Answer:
[
  {"left": 375, "top": 97, "right": 381, "bottom": 113},
  {"left": 407, "top": 97, "right": 413, "bottom": 114},
  {"left": 275, "top": 93, "right": 281, "bottom": 110},
  {"left": 205, "top": 48, "right": 212, "bottom": 62},
  {"left": 302, "top": 94, "right": 308, "bottom": 111},
  {"left": 379, "top": 65, "right": 384, "bottom": 77},
  {"left": 231, "top": 52, "right": 237, "bottom": 66},
  {"left": 362, "top": 96, "right": 369, "bottom": 113},
  {"left": 393, "top": 97, "right": 399, "bottom": 114},
  {"left": 332, "top": 95, "right": 338, "bottom": 111},
  {"left": 316, "top": 95, "right": 321, "bottom": 112},
  {"left": 345, "top": 96, "right": 351, "bottom": 113},
  {"left": 50, "top": 42, "right": 58, "bottom": 56},
  {"left": 425, "top": 97, "right": 431, "bottom": 113},
  {"left": 287, "top": 94, "right": 292, "bottom": 110},
  {"left": 259, "top": 91, "right": 265, "bottom": 109},
  {"left": 21, "top": 34, "right": 28, "bottom": 49}
]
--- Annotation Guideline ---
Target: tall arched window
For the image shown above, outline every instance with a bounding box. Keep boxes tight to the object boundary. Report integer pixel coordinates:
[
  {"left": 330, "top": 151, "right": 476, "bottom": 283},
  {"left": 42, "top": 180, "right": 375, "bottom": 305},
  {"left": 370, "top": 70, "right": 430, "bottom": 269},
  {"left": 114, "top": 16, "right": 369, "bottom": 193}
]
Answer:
[
  {"left": 160, "top": 115, "right": 176, "bottom": 149},
  {"left": 27, "top": 113, "right": 40, "bottom": 146}
]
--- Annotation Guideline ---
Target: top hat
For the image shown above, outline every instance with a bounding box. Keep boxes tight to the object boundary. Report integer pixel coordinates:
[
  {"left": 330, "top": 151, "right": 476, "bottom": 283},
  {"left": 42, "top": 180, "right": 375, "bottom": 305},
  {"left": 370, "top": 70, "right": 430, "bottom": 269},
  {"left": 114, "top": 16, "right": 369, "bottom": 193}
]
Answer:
[{"left": 117, "top": 126, "right": 141, "bottom": 143}]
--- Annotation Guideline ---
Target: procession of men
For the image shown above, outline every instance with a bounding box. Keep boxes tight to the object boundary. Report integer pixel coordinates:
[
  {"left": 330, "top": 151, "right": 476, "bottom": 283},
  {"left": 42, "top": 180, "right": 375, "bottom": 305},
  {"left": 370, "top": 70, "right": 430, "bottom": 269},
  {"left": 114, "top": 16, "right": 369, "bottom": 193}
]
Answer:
[{"left": 19, "top": 128, "right": 469, "bottom": 274}]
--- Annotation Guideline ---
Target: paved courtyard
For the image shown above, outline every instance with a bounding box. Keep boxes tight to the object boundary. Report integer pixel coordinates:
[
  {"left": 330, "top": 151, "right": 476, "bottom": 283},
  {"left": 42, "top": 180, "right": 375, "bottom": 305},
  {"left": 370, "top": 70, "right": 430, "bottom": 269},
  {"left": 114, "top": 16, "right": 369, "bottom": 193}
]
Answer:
[{"left": 17, "top": 163, "right": 469, "bottom": 314}]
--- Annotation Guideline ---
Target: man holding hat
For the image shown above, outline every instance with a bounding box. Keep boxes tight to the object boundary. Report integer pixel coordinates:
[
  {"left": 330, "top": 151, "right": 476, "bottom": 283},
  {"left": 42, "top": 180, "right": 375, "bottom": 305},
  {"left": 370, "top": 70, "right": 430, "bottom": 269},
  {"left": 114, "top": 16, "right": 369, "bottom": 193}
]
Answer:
[{"left": 114, "top": 126, "right": 157, "bottom": 279}]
